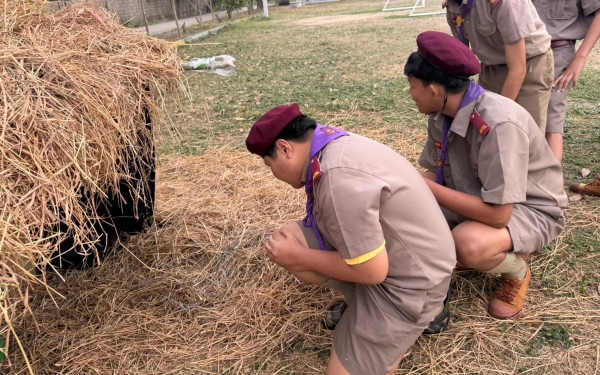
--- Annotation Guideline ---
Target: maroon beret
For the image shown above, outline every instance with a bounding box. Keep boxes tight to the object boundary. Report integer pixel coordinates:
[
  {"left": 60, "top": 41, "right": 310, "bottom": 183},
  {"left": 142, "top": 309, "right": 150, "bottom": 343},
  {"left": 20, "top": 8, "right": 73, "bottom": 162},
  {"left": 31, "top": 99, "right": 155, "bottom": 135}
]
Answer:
[
  {"left": 416, "top": 31, "right": 481, "bottom": 78},
  {"left": 246, "top": 103, "right": 304, "bottom": 156}
]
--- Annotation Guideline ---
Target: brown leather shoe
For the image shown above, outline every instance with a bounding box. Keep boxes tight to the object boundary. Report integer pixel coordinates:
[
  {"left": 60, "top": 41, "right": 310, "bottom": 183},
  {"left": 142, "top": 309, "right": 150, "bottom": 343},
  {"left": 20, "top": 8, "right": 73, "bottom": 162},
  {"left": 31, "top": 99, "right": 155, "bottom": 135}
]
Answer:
[
  {"left": 570, "top": 177, "right": 600, "bottom": 197},
  {"left": 488, "top": 267, "right": 531, "bottom": 319}
]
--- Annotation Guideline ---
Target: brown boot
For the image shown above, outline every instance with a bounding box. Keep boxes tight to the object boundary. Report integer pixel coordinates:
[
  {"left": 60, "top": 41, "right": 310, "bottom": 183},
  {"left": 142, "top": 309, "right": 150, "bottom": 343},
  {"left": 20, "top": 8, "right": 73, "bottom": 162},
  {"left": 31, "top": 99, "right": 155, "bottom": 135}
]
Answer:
[
  {"left": 488, "top": 267, "right": 531, "bottom": 319},
  {"left": 570, "top": 177, "right": 600, "bottom": 197}
]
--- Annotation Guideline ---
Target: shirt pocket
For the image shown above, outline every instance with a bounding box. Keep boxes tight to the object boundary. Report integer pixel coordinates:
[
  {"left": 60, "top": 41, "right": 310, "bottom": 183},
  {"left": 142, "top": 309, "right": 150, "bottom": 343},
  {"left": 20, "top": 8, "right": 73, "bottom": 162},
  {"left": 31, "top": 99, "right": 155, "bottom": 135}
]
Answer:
[
  {"left": 546, "top": 0, "right": 577, "bottom": 20},
  {"left": 474, "top": 7, "right": 504, "bottom": 45}
]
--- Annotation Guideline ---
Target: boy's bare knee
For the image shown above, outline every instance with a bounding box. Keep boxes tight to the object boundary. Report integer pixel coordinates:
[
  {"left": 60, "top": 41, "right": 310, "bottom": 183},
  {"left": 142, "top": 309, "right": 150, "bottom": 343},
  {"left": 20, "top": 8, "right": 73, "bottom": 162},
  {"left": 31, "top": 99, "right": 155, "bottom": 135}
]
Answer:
[
  {"left": 272, "top": 221, "right": 308, "bottom": 247},
  {"left": 453, "top": 227, "right": 484, "bottom": 267},
  {"left": 326, "top": 346, "right": 350, "bottom": 375}
]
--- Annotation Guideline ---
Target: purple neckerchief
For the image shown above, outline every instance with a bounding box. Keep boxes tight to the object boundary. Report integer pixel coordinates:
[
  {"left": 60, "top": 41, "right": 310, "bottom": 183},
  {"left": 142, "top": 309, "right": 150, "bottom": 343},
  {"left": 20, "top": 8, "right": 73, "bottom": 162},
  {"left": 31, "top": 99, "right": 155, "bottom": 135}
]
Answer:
[
  {"left": 303, "top": 124, "right": 348, "bottom": 250},
  {"left": 435, "top": 81, "right": 486, "bottom": 185},
  {"left": 457, "top": 0, "right": 476, "bottom": 44}
]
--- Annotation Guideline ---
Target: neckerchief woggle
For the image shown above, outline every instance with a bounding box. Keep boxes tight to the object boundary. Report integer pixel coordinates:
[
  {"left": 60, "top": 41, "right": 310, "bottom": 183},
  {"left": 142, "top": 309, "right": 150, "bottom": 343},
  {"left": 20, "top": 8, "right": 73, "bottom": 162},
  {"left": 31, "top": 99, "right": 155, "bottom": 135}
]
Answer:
[
  {"left": 435, "top": 81, "right": 486, "bottom": 185},
  {"left": 303, "top": 124, "right": 348, "bottom": 250},
  {"left": 454, "top": 0, "right": 476, "bottom": 44}
]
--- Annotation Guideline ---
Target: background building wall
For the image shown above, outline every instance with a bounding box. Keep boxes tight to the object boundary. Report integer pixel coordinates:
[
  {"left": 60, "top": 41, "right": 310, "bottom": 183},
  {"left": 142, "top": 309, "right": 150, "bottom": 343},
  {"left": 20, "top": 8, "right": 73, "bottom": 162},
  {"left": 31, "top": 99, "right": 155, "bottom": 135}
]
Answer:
[{"left": 47, "top": 0, "right": 208, "bottom": 26}]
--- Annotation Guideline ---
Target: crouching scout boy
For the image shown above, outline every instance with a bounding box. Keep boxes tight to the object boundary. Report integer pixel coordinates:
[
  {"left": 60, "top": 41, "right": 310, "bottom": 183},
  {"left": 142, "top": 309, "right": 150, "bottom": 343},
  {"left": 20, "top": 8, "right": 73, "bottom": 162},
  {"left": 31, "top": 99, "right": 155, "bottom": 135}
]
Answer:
[
  {"left": 404, "top": 31, "right": 568, "bottom": 319},
  {"left": 245, "top": 104, "right": 456, "bottom": 375}
]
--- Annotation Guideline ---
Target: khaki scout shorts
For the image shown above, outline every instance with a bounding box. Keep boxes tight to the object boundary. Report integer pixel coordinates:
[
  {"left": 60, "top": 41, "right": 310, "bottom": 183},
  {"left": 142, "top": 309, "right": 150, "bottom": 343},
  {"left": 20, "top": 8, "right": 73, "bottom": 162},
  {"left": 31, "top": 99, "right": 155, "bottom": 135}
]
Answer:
[
  {"left": 507, "top": 205, "right": 566, "bottom": 255},
  {"left": 296, "top": 221, "right": 450, "bottom": 375},
  {"left": 546, "top": 45, "right": 576, "bottom": 134},
  {"left": 479, "top": 48, "right": 554, "bottom": 132},
  {"left": 442, "top": 205, "right": 565, "bottom": 255}
]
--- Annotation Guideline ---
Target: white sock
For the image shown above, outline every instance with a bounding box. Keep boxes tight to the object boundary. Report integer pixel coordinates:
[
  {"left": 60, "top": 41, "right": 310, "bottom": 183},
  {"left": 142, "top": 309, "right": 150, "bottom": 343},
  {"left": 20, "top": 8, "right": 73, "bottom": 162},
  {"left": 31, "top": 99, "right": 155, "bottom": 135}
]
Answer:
[{"left": 485, "top": 253, "right": 527, "bottom": 279}]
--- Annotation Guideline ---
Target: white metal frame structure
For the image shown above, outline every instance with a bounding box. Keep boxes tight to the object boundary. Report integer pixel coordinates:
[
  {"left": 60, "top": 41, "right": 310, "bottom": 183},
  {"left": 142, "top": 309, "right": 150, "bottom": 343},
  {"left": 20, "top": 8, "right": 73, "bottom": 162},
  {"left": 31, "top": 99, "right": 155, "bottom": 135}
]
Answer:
[{"left": 382, "top": 0, "right": 445, "bottom": 16}]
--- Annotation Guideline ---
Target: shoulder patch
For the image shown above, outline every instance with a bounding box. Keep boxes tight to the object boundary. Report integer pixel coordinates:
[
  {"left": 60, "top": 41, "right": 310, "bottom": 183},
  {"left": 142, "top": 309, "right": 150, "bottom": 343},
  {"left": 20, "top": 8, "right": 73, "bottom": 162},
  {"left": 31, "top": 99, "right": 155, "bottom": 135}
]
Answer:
[
  {"left": 311, "top": 155, "right": 324, "bottom": 183},
  {"left": 470, "top": 111, "right": 491, "bottom": 139}
]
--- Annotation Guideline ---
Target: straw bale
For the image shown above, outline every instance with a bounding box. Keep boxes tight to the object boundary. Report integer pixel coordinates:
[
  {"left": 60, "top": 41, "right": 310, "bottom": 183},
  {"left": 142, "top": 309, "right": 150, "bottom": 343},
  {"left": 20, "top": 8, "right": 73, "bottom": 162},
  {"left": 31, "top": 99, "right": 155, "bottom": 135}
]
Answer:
[{"left": 0, "top": 0, "right": 182, "bottom": 363}]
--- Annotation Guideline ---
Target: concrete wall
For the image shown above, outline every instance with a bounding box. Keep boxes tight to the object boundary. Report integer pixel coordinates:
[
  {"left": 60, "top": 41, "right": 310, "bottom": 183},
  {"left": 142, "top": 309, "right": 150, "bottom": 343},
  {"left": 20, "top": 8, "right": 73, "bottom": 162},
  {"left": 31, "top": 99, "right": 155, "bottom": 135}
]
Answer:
[{"left": 47, "top": 0, "right": 209, "bottom": 26}]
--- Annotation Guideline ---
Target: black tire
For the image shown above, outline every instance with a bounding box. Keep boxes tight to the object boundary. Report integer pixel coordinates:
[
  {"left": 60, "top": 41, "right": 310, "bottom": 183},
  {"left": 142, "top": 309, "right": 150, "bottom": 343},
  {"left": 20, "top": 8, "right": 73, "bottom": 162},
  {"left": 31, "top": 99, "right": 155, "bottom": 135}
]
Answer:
[{"left": 49, "top": 108, "right": 155, "bottom": 269}]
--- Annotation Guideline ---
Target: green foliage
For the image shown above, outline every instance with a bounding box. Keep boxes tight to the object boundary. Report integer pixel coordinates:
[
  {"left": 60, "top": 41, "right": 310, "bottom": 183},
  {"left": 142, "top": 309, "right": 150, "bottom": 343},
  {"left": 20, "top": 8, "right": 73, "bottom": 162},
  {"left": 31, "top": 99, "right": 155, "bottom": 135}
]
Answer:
[
  {"left": 525, "top": 324, "right": 574, "bottom": 356},
  {"left": 218, "top": 0, "right": 246, "bottom": 19},
  {"left": 0, "top": 336, "right": 4, "bottom": 362}
]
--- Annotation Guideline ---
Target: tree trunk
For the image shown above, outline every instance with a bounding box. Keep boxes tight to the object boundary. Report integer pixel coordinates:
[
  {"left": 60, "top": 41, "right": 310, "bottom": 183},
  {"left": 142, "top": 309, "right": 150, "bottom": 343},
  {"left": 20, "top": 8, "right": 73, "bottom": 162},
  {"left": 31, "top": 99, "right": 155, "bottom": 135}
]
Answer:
[
  {"left": 171, "top": 0, "right": 182, "bottom": 37},
  {"left": 261, "top": 0, "right": 268, "bottom": 17},
  {"left": 139, "top": 0, "right": 150, "bottom": 35}
]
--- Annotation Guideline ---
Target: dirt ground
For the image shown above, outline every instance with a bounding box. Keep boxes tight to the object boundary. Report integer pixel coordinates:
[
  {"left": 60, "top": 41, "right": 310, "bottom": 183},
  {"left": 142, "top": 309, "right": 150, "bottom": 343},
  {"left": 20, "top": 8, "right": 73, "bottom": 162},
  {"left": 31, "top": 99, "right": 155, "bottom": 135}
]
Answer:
[{"left": 293, "top": 12, "right": 388, "bottom": 25}]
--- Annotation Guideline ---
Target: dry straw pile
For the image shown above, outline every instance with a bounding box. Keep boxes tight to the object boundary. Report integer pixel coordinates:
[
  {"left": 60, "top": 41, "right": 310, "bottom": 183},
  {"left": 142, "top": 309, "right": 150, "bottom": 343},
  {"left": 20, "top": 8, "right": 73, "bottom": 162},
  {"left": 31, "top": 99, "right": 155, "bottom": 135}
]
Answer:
[{"left": 0, "top": 0, "right": 181, "bottom": 364}]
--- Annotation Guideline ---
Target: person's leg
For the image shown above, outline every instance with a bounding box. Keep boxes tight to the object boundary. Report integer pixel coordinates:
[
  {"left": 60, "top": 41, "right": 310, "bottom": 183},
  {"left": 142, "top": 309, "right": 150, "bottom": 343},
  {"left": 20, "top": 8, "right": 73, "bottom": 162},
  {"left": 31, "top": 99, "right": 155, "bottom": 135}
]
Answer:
[
  {"left": 328, "top": 285, "right": 432, "bottom": 374},
  {"left": 290, "top": 221, "right": 356, "bottom": 329},
  {"left": 272, "top": 221, "right": 329, "bottom": 284},
  {"left": 545, "top": 132, "right": 564, "bottom": 161},
  {"left": 453, "top": 204, "right": 565, "bottom": 319},
  {"left": 328, "top": 347, "right": 404, "bottom": 375},
  {"left": 452, "top": 220, "right": 531, "bottom": 319},
  {"left": 545, "top": 45, "right": 575, "bottom": 162},
  {"left": 452, "top": 220, "right": 513, "bottom": 271},
  {"left": 327, "top": 347, "right": 350, "bottom": 375},
  {"left": 514, "top": 49, "right": 554, "bottom": 133}
]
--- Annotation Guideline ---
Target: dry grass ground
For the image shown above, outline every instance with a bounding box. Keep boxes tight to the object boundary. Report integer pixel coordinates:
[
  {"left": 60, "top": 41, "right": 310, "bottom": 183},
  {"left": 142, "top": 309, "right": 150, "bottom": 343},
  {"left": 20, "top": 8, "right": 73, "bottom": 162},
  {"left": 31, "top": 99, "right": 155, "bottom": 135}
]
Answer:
[{"left": 4, "top": 0, "right": 599, "bottom": 374}]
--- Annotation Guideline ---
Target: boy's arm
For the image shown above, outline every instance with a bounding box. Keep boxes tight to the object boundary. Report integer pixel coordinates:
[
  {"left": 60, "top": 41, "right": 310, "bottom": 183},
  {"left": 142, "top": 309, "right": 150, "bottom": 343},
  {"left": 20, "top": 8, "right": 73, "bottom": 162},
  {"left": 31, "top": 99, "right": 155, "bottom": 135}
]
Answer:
[
  {"left": 265, "top": 228, "right": 388, "bottom": 285},
  {"left": 501, "top": 38, "right": 527, "bottom": 100},
  {"left": 554, "top": 11, "right": 600, "bottom": 91},
  {"left": 421, "top": 170, "right": 436, "bottom": 181},
  {"left": 424, "top": 178, "right": 514, "bottom": 228},
  {"left": 287, "top": 269, "right": 329, "bottom": 285}
]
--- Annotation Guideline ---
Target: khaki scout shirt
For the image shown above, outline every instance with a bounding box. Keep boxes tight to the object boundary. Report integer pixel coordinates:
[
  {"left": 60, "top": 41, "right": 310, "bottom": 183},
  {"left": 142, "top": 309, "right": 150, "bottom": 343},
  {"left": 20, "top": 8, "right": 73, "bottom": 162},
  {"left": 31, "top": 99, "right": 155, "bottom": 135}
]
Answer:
[
  {"left": 446, "top": 0, "right": 551, "bottom": 65},
  {"left": 312, "top": 133, "right": 456, "bottom": 290},
  {"left": 419, "top": 90, "right": 568, "bottom": 220},
  {"left": 533, "top": 0, "right": 600, "bottom": 40}
]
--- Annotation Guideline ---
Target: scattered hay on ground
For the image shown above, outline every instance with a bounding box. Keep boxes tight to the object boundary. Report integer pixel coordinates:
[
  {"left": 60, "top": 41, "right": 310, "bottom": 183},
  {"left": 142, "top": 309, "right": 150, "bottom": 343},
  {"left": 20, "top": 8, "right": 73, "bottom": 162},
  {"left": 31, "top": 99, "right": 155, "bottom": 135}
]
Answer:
[{"left": 6, "top": 148, "right": 598, "bottom": 374}]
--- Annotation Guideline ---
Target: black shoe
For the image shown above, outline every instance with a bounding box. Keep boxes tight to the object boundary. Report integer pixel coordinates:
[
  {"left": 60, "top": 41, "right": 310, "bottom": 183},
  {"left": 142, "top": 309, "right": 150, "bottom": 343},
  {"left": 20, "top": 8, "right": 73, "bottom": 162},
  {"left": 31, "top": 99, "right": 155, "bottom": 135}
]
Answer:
[
  {"left": 422, "top": 293, "right": 451, "bottom": 335},
  {"left": 322, "top": 301, "right": 347, "bottom": 330}
]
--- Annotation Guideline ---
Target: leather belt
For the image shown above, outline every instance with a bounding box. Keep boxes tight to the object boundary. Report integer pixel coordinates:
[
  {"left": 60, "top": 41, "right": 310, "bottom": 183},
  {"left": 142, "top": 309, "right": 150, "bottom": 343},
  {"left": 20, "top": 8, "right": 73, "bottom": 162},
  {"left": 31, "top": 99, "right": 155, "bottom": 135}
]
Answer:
[{"left": 550, "top": 40, "right": 576, "bottom": 49}]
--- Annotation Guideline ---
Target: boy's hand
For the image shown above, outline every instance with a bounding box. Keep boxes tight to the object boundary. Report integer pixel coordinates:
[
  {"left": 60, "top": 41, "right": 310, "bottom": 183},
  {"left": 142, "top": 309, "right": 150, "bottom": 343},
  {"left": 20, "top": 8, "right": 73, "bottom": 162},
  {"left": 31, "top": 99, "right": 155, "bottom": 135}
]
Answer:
[
  {"left": 554, "top": 56, "right": 586, "bottom": 92},
  {"left": 265, "top": 227, "right": 304, "bottom": 269}
]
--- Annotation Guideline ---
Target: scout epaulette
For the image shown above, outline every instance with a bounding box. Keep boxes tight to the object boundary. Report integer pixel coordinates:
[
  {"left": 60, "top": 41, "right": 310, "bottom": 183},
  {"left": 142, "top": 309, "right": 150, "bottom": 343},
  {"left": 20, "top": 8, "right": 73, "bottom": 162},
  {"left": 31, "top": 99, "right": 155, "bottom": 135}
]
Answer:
[{"left": 470, "top": 110, "right": 490, "bottom": 139}]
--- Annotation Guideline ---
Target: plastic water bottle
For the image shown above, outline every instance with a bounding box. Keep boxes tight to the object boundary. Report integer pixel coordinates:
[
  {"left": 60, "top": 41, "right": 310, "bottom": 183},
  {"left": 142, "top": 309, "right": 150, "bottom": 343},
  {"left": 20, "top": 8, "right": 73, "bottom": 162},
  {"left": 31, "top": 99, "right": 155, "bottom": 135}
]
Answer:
[{"left": 182, "top": 55, "right": 236, "bottom": 77}]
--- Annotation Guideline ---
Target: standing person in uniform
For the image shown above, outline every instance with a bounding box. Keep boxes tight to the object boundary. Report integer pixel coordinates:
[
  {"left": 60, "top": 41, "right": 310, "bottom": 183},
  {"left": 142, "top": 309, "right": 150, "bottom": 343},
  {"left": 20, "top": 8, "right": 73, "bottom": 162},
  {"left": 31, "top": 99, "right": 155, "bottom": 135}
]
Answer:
[
  {"left": 245, "top": 103, "right": 456, "bottom": 374},
  {"left": 443, "top": 0, "right": 554, "bottom": 132},
  {"left": 533, "top": 0, "right": 600, "bottom": 163},
  {"left": 404, "top": 31, "right": 568, "bottom": 319}
]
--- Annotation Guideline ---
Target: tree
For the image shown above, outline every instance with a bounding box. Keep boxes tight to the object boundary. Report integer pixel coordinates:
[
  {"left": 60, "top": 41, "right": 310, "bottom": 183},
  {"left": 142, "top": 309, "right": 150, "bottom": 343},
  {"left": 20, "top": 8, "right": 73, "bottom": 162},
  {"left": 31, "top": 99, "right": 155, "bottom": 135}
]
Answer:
[{"left": 221, "top": 0, "right": 245, "bottom": 19}]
